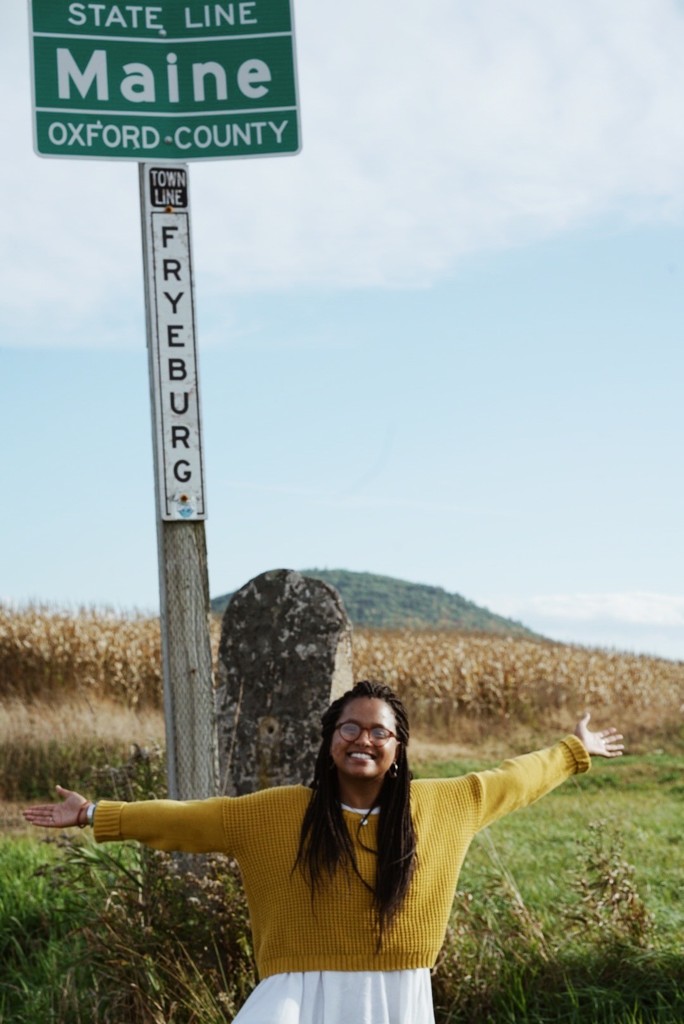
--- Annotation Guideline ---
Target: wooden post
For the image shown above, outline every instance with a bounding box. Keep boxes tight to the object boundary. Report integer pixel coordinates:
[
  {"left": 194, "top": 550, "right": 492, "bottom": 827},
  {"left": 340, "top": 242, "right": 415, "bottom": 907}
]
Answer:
[
  {"left": 157, "top": 520, "right": 217, "bottom": 800},
  {"left": 139, "top": 162, "right": 217, "bottom": 800}
]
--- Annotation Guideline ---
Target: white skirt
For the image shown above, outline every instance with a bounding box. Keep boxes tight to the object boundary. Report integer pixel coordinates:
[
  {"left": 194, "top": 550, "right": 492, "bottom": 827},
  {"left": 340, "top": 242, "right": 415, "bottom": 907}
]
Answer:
[{"left": 231, "top": 969, "right": 435, "bottom": 1024}]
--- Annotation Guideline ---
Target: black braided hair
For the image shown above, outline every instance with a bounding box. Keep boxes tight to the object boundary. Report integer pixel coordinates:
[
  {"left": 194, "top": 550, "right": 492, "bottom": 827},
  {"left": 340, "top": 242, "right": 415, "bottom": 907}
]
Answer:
[{"left": 294, "top": 680, "right": 417, "bottom": 943}]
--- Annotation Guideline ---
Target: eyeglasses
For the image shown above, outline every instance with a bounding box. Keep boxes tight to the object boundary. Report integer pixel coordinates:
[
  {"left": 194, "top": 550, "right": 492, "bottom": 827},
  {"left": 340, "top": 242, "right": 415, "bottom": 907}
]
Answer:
[{"left": 335, "top": 721, "right": 397, "bottom": 746}]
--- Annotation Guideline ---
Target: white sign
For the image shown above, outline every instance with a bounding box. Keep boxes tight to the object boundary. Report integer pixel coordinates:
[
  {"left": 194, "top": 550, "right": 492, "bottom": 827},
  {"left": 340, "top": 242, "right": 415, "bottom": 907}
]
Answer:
[{"left": 140, "top": 163, "right": 206, "bottom": 520}]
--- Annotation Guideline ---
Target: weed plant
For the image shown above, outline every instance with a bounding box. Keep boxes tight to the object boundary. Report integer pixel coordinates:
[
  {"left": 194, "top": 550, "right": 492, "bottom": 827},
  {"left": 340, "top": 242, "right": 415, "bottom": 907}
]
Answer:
[{"left": 59, "top": 840, "right": 255, "bottom": 1023}]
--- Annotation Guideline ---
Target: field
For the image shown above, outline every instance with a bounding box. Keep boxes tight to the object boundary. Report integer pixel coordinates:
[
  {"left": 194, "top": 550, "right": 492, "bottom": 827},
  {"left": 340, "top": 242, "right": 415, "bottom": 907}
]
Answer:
[
  {"left": 2, "top": 602, "right": 682, "bottom": 740},
  {"left": 1, "top": 604, "right": 683, "bottom": 1022}
]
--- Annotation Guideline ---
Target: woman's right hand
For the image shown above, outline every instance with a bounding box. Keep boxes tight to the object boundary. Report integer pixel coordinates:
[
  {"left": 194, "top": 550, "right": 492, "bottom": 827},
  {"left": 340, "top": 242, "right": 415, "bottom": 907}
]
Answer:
[{"left": 23, "top": 785, "right": 90, "bottom": 829}]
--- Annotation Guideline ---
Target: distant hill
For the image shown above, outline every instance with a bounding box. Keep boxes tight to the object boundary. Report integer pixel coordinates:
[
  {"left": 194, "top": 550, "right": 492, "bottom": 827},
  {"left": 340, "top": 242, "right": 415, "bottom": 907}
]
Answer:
[{"left": 211, "top": 568, "right": 540, "bottom": 638}]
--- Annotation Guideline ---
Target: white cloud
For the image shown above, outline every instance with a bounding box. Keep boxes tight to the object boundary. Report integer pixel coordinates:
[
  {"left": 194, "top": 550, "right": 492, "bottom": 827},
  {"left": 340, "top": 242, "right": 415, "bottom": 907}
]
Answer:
[
  {"left": 520, "top": 591, "right": 684, "bottom": 627},
  {"left": 4, "top": 0, "right": 684, "bottom": 342},
  {"left": 194, "top": 0, "right": 684, "bottom": 292},
  {"left": 488, "top": 591, "right": 684, "bottom": 660}
]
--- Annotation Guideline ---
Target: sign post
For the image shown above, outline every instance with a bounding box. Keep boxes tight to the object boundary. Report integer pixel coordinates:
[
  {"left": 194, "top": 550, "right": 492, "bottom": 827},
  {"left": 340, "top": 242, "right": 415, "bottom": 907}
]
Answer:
[
  {"left": 27, "top": 0, "right": 301, "bottom": 801},
  {"left": 140, "top": 162, "right": 215, "bottom": 799}
]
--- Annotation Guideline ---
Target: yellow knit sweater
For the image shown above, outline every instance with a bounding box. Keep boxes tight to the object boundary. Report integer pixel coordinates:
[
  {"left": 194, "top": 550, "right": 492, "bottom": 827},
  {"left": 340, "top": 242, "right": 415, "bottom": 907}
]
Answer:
[{"left": 94, "top": 736, "right": 589, "bottom": 979}]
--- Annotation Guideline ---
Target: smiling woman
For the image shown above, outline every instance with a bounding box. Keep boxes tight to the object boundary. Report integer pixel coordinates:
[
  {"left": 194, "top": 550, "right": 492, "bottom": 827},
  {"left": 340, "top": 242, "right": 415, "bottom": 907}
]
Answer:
[
  {"left": 330, "top": 698, "right": 400, "bottom": 797},
  {"left": 23, "top": 680, "right": 624, "bottom": 1024}
]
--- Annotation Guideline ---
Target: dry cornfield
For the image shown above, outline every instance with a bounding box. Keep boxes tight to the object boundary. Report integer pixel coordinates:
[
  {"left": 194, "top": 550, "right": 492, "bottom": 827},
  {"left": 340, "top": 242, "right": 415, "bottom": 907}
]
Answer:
[
  {"left": 353, "top": 629, "right": 684, "bottom": 739},
  {"left": 0, "top": 604, "right": 164, "bottom": 707},
  {"left": 1, "top": 604, "right": 682, "bottom": 738}
]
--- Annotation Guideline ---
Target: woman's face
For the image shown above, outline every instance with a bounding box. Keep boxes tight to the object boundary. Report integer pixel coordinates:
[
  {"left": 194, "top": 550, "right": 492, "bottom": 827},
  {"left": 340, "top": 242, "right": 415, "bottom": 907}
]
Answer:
[{"left": 329, "top": 697, "right": 400, "bottom": 787}]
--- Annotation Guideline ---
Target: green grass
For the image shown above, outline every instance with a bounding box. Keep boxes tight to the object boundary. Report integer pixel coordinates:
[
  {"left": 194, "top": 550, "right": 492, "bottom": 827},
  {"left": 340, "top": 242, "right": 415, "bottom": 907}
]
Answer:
[{"left": 0, "top": 837, "right": 95, "bottom": 1023}]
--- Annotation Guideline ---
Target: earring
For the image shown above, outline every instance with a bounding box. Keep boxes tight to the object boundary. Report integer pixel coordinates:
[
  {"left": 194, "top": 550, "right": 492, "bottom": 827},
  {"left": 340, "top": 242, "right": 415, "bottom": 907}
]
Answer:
[{"left": 389, "top": 762, "right": 399, "bottom": 778}]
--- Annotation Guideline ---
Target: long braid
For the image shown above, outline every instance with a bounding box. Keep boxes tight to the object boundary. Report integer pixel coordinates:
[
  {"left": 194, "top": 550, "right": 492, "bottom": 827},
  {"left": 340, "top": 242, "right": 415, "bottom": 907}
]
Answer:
[{"left": 294, "top": 681, "right": 417, "bottom": 942}]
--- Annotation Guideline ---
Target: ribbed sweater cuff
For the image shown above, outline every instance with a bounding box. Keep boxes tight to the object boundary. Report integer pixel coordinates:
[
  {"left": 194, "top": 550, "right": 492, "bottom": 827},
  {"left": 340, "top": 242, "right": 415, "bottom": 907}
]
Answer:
[
  {"left": 92, "top": 800, "right": 127, "bottom": 842},
  {"left": 561, "top": 734, "right": 591, "bottom": 774}
]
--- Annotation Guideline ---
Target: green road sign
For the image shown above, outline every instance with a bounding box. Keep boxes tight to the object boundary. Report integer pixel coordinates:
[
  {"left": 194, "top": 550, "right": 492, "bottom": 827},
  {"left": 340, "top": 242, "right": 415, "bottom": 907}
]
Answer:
[{"left": 28, "top": 1, "right": 300, "bottom": 161}]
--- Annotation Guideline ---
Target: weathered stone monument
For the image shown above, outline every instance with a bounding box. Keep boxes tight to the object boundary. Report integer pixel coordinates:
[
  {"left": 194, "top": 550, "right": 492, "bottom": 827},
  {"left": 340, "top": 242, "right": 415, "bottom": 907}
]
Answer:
[{"left": 215, "top": 569, "right": 354, "bottom": 795}]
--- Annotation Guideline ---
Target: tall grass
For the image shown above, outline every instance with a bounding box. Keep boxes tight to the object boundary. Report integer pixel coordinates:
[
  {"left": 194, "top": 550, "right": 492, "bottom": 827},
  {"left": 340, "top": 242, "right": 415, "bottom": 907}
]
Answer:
[
  {"left": 0, "top": 697, "right": 164, "bottom": 802},
  {"left": 0, "top": 837, "right": 94, "bottom": 1022}
]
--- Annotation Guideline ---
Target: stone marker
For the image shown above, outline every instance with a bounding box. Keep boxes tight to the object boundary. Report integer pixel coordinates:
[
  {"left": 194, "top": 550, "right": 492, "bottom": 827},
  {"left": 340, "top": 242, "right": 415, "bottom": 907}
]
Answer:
[{"left": 215, "top": 569, "right": 354, "bottom": 795}]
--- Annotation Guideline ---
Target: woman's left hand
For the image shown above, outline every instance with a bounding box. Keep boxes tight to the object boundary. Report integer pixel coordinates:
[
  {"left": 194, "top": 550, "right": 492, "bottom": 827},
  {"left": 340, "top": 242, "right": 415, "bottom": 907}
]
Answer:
[{"left": 574, "top": 713, "right": 624, "bottom": 758}]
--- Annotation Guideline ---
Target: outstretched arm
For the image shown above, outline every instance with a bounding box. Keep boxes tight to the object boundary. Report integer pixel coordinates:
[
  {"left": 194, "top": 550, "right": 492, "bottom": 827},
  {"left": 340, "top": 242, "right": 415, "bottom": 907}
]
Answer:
[
  {"left": 24, "top": 786, "right": 230, "bottom": 853},
  {"left": 574, "top": 713, "right": 624, "bottom": 758},
  {"left": 23, "top": 785, "right": 93, "bottom": 829}
]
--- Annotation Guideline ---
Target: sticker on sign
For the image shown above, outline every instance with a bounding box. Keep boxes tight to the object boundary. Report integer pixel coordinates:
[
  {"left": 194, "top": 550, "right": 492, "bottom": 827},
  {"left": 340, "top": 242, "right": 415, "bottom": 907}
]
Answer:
[{"left": 28, "top": 0, "right": 301, "bottom": 161}]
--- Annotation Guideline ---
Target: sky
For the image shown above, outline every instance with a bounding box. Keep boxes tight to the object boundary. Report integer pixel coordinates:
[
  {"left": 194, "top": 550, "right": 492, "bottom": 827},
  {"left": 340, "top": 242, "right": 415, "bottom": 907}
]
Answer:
[{"left": 3, "top": 0, "right": 684, "bottom": 662}]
